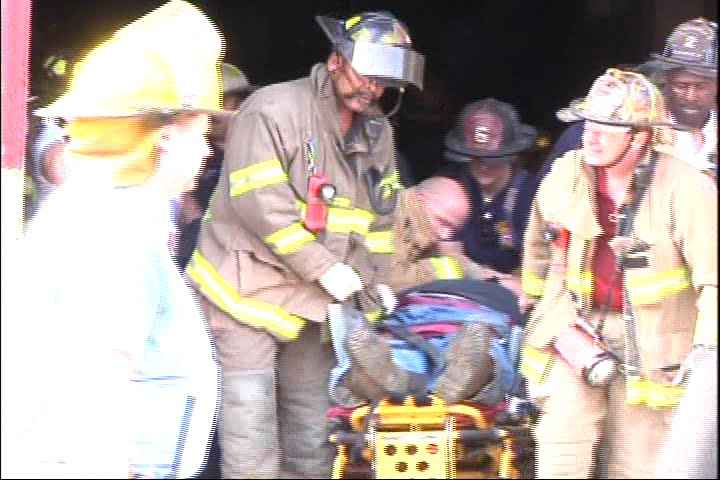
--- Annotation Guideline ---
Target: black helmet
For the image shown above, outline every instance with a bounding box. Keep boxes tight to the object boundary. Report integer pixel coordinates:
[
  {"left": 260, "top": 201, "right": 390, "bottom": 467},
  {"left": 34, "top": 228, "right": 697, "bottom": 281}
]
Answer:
[
  {"left": 649, "top": 17, "right": 718, "bottom": 77},
  {"left": 315, "top": 11, "right": 425, "bottom": 91},
  {"left": 444, "top": 98, "right": 538, "bottom": 164}
]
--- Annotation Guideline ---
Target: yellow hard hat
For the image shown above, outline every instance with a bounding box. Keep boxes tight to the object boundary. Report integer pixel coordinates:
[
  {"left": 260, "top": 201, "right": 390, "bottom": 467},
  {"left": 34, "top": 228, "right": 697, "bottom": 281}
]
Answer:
[{"left": 35, "top": 0, "right": 224, "bottom": 118}]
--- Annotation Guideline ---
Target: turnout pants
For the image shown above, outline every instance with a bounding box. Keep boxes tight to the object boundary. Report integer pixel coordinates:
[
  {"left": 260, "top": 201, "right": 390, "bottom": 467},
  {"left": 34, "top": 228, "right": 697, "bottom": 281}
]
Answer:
[
  {"left": 200, "top": 295, "right": 334, "bottom": 479},
  {"left": 527, "top": 311, "right": 674, "bottom": 479}
]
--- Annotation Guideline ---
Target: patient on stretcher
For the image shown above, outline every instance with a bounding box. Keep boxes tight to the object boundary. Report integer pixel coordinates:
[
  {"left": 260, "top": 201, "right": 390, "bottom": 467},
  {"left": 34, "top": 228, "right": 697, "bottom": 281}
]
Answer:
[{"left": 328, "top": 280, "right": 522, "bottom": 408}]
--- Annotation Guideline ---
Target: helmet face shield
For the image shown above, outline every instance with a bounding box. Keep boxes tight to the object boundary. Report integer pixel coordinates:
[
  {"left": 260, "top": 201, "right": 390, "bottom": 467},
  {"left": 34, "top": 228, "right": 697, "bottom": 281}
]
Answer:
[
  {"left": 345, "top": 41, "right": 424, "bottom": 91},
  {"left": 316, "top": 12, "right": 425, "bottom": 91}
]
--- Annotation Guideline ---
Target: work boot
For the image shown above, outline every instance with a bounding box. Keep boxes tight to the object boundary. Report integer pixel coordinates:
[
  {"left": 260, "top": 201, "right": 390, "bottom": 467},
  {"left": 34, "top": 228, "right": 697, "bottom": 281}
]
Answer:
[
  {"left": 334, "top": 362, "right": 389, "bottom": 407},
  {"left": 346, "top": 327, "right": 414, "bottom": 396},
  {"left": 434, "top": 322, "right": 495, "bottom": 404}
]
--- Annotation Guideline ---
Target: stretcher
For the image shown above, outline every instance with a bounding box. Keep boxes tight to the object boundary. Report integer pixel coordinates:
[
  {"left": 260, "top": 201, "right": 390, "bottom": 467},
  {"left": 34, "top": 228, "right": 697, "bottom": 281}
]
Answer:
[
  {"left": 326, "top": 280, "right": 537, "bottom": 479},
  {"left": 328, "top": 394, "right": 535, "bottom": 479}
]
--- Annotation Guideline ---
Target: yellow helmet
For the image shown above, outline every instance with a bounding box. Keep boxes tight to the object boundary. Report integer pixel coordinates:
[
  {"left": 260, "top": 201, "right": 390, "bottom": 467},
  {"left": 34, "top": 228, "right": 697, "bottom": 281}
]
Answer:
[{"left": 35, "top": 0, "right": 223, "bottom": 118}]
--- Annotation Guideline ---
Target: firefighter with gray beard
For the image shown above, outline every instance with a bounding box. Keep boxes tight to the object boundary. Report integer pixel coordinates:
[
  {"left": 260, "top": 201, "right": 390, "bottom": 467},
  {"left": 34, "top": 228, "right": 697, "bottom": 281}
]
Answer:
[{"left": 185, "top": 11, "right": 424, "bottom": 478}]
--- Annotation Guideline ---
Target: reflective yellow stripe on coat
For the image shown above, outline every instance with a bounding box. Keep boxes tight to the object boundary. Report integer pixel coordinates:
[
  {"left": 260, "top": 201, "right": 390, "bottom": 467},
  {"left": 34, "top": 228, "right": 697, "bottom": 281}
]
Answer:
[
  {"left": 230, "top": 158, "right": 288, "bottom": 196},
  {"left": 625, "top": 376, "right": 686, "bottom": 409},
  {"left": 520, "top": 346, "right": 554, "bottom": 384},
  {"left": 186, "top": 250, "right": 306, "bottom": 341},
  {"left": 365, "top": 310, "right": 383, "bottom": 324},
  {"left": 429, "top": 256, "right": 463, "bottom": 280},
  {"left": 365, "top": 230, "right": 394, "bottom": 254},
  {"left": 265, "top": 222, "right": 316, "bottom": 255},
  {"left": 379, "top": 171, "right": 403, "bottom": 199},
  {"left": 625, "top": 267, "right": 692, "bottom": 304},
  {"left": 567, "top": 269, "right": 593, "bottom": 295},
  {"left": 521, "top": 270, "right": 546, "bottom": 297},
  {"left": 296, "top": 201, "right": 375, "bottom": 236}
]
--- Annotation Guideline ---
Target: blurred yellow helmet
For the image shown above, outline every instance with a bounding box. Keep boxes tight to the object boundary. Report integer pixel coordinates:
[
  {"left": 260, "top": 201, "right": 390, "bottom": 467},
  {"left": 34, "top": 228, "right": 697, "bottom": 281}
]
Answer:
[{"left": 35, "top": 0, "right": 223, "bottom": 118}]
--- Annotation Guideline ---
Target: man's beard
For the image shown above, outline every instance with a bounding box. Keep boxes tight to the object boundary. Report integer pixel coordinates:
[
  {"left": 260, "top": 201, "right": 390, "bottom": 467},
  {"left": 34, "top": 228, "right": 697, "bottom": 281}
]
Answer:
[
  {"left": 342, "top": 88, "right": 380, "bottom": 108},
  {"left": 671, "top": 103, "right": 712, "bottom": 129}
]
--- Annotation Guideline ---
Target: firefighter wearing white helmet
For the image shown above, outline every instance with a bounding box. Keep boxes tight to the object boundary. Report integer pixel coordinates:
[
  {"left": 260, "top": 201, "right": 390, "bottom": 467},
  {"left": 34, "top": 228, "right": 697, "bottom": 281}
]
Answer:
[
  {"left": 186, "top": 10, "right": 424, "bottom": 479},
  {"left": 520, "top": 68, "right": 717, "bottom": 478},
  {"left": 1, "top": 1, "right": 222, "bottom": 478}
]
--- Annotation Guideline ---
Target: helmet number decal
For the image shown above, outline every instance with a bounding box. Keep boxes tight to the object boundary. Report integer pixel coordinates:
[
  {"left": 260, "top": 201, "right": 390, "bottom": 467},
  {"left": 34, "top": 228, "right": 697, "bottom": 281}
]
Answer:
[
  {"left": 474, "top": 126, "right": 490, "bottom": 144},
  {"left": 682, "top": 34, "right": 698, "bottom": 49}
]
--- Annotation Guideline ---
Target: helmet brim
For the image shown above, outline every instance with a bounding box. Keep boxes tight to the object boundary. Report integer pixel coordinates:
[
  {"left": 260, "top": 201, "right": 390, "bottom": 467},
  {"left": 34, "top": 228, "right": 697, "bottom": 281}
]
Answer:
[
  {"left": 443, "top": 123, "right": 537, "bottom": 163},
  {"left": 567, "top": 98, "right": 692, "bottom": 131},
  {"left": 648, "top": 52, "right": 718, "bottom": 77}
]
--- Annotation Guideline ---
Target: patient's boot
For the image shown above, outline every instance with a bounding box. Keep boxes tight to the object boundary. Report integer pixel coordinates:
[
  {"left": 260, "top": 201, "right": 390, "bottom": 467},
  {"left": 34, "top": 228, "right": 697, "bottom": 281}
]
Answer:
[
  {"left": 346, "top": 327, "right": 414, "bottom": 396},
  {"left": 434, "top": 322, "right": 495, "bottom": 404},
  {"left": 334, "top": 363, "right": 389, "bottom": 407}
]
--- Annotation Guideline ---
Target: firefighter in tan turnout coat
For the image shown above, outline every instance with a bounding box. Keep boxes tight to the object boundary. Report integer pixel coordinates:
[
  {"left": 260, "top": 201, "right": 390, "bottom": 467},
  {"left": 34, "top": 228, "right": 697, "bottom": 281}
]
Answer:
[
  {"left": 519, "top": 68, "right": 717, "bottom": 478},
  {"left": 186, "top": 11, "right": 427, "bottom": 478}
]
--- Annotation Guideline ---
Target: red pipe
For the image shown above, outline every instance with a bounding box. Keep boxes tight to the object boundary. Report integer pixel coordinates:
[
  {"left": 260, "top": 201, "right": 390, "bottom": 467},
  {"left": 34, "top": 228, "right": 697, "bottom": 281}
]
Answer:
[{"left": 1, "top": 0, "right": 32, "bottom": 171}]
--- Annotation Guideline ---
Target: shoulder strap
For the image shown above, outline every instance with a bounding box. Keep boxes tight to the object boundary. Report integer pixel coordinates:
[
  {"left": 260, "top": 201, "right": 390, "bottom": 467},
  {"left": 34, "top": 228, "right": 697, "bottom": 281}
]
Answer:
[
  {"left": 615, "top": 151, "right": 659, "bottom": 376},
  {"left": 502, "top": 169, "right": 529, "bottom": 248}
]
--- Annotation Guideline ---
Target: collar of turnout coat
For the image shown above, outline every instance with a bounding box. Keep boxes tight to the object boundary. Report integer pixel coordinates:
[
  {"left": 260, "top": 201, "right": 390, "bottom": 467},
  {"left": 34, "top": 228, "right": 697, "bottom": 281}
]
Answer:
[{"left": 397, "top": 188, "right": 440, "bottom": 254}]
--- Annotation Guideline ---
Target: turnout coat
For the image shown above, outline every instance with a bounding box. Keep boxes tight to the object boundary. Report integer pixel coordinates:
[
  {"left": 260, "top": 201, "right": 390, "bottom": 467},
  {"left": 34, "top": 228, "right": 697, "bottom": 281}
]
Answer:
[
  {"left": 520, "top": 148, "right": 717, "bottom": 383},
  {"left": 188, "top": 63, "right": 402, "bottom": 340}
]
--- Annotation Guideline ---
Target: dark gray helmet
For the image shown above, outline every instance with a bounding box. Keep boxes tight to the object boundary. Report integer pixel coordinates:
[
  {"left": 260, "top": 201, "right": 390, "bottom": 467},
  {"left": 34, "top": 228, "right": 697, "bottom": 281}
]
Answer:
[
  {"left": 315, "top": 11, "right": 425, "bottom": 91},
  {"left": 649, "top": 17, "right": 718, "bottom": 77},
  {"left": 444, "top": 98, "right": 538, "bottom": 164}
]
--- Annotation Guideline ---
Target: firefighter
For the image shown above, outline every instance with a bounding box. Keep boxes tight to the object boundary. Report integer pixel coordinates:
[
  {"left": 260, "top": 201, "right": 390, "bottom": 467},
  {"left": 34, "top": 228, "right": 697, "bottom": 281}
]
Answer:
[
  {"left": 650, "top": 18, "right": 717, "bottom": 178},
  {"left": 540, "top": 18, "right": 717, "bottom": 181},
  {"left": 1, "top": 1, "right": 223, "bottom": 477},
  {"left": 185, "top": 11, "right": 425, "bottom": 479},
  {"left": 175, "top": 62, "right": 259, "bottom": 269},
  {"left": 520, "top": 68, "right": 717, "bottom": 478},
  {"left": 436, "top": 98, "right": 540, "bottom": 307}
]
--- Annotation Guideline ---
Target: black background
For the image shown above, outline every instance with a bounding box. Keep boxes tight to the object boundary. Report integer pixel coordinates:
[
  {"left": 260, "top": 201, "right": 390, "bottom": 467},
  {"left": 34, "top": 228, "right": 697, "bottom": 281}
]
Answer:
[{"left": 31, "top": 0, "right": 717, "bottom": 179}]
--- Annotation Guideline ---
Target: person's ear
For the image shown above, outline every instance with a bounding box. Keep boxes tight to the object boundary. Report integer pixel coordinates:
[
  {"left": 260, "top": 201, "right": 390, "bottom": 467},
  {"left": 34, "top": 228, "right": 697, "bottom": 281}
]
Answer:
[
  {"left": 632, "top": 129, "right": 651, "bottom": 147},
  {"left": 328, "top": 53, "right": 342, "bottom": 74},
  {"left": 156, "top": 124, "right": 175, "bottom": 153}
]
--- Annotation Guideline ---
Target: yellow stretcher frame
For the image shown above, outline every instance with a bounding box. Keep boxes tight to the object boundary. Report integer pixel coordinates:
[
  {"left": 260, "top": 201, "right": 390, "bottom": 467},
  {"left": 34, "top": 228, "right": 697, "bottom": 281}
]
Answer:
[{"left": 329, "top": 395, "right": 523, "bottom": 479}]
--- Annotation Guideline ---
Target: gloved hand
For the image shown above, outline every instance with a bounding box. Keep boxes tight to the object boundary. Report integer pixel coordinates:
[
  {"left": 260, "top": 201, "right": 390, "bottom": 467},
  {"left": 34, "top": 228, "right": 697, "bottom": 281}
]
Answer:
[
  {"left": 376, "top": 284, "right": 397, "bottom": 315},
  {"left": 319, "top": 263, "right": 363, "bottom": 302},
  {"left": 673, "top": 345, "right": 717, "bottom": 386}
]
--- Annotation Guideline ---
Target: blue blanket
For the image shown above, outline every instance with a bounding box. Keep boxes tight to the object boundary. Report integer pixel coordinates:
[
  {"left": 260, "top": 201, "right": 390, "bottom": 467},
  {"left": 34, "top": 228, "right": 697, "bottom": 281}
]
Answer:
[{"left": 329, "top": 302, "right": 522, "bottom": 406}]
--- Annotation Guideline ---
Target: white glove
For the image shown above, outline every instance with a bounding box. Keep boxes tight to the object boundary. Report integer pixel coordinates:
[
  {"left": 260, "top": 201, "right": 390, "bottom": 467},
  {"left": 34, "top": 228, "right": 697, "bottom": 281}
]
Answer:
[
  {"left": 376, "top": 284, "right": 397, "bottom": 315},
  {"left": 319, "top": 263, "right": 363, "bottom": 302}
]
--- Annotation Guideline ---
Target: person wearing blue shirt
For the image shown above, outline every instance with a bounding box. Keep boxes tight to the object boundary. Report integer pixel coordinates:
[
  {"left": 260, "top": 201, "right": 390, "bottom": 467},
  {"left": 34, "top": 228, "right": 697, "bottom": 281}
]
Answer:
[{"left": 436, "top": 98, "right": 539, "bottom": 309}]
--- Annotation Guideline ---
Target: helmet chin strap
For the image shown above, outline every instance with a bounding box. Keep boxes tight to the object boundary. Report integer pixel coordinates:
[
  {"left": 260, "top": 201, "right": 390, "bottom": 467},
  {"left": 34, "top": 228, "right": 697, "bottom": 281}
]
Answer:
[
  {"left": 595, "top": 128, "right": 640, "bottom": 171},
  {"left": 383, "top": 87, "right": 405, "bottom": 118}
]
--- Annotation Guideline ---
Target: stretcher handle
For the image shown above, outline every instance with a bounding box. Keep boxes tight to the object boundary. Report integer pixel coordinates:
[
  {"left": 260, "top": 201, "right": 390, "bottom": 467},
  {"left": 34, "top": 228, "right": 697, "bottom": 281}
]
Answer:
[{"left": 332, "top": 428, "right": 502, "bottom": 447}]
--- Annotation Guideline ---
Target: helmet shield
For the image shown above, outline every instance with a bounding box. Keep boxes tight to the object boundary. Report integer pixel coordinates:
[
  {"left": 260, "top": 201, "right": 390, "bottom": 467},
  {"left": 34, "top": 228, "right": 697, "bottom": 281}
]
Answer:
[
  {"left": 343, "top": 41, "right": 424, "bottom": 90},
  {"left": 316, "top": 12, "right": 425, "bottom": 91}
]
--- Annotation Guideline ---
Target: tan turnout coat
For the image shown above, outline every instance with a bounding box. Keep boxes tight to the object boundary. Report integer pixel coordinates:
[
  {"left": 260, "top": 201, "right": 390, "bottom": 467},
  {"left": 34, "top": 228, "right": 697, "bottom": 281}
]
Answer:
[
  {"left": 187, "top": 63, "right": 401, "bottom": 341},
  {"left": 521, "top": 148, "right": 717, "bottom": 381}
]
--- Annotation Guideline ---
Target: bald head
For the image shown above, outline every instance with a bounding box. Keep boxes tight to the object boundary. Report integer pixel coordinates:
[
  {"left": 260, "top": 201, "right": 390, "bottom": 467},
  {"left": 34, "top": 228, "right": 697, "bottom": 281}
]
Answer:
[{"left": 415, "top": 176, "right": 470, "bottom": 240}]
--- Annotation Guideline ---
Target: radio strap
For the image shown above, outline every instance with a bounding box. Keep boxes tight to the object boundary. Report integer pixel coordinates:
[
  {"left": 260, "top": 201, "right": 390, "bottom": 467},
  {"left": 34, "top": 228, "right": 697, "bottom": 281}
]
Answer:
[{"left": 613, "top": 151, "right": 658, "bottom": 377}]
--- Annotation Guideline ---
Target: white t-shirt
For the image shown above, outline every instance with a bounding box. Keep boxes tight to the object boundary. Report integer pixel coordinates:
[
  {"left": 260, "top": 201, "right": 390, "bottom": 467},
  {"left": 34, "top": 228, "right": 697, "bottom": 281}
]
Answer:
[{"left": 672, "top": 110, "right": 717, "bottom": 172}]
